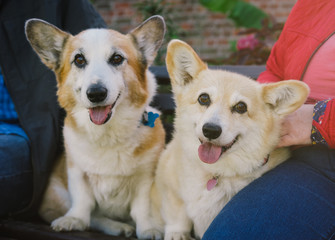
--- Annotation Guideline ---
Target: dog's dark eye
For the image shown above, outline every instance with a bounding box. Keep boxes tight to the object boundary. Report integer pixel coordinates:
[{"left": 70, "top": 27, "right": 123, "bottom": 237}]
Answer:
[
  {"left": 74, "top": 54, "right": 86, "bottom": 68},
  {"left": 233, "top": 101, "right": 247, "bottom": 114},
  {"left": 198, "top": 93, "right": 211, "bottom": 106},
  {"left": 109, "top": 54, "right": 124, "bottom": 66}
]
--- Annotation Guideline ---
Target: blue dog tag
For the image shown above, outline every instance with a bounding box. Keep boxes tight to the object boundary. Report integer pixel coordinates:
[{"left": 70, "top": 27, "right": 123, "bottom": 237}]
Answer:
[{"left": 142, "top": 111, "right": 159, "bottom": 128}]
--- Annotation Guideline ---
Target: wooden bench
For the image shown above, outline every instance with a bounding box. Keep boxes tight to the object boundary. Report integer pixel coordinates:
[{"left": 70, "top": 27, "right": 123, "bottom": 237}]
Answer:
[{"left": 0, "top": 65, "right": 265, "bottom": 240}]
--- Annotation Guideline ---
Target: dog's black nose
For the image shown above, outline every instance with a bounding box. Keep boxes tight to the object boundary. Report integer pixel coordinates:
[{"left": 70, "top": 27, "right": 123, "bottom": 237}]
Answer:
[
  {"left": 202, "top": 123, "right": 222, "bottom": 140},
  {"left": 86, "top": 84, "right": 107, "bottom": 103}
]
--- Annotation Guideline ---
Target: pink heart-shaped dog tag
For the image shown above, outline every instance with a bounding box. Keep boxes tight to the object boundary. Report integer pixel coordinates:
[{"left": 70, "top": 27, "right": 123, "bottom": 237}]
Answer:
[{"left": 207, "top": 178, "right": 218, "bottom": 191}]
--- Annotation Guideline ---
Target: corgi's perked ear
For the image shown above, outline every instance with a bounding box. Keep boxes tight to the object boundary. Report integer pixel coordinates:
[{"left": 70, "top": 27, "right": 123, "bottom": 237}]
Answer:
[
  {"left": 129, "top": 15, "right": 166, "bottom": 66},
  {"left": 262, "top": 80, "right": 309, "bottom": 116},
  {"left": 166, "top": 39, "right": 207, "bottom": 86},
  {"left": 26, "top": 16, "right": 165, "bottom": 71},
  {"left": 25, "top": 19, "right": 69, "bottom": 71}
]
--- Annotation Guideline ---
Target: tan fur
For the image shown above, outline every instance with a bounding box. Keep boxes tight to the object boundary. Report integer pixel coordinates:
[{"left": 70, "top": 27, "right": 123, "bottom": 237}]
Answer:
[
  {"left": 127, "top": 76, "right": 148, "bottom": 107},
  {"left": 26, "top": 16, "right": 166, "bottom": 239},
  {"left": 57, "top": 37, "right": 74, "bottom": 84},
  {"left": 134, "top": 119, "right": 165, "bottom": 157},
  {"left": 151, "top": 40, "right": 309, "bottom": 239},
  {"left": 126, "top": 48, "right": 148, "bottom": 89}
]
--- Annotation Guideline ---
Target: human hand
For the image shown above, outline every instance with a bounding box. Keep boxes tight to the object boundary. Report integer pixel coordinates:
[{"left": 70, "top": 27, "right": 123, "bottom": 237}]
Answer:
[{"left": 277, "top": 104, "right": 314, "bottom": 148}]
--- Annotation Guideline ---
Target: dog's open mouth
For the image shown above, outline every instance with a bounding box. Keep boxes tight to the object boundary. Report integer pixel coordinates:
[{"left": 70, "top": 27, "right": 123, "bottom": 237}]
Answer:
[
  {"left": 198, "top": 136, "right": 238, "bottom": 164},
  {"left": 89, "top": 105, "right": 113, "bottom": 125},
  {"left": 88, "top": 94, "right": 120, "bottom": 125}
]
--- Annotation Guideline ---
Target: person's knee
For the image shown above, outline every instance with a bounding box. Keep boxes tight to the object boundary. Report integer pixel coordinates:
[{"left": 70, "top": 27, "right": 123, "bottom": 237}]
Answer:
[
  {"left": 291, "top": 145, "right": 335, "bottom": 178},
  {"left": 0, "top": 134, "right": 32, "bottom": 216},
  {"left": 203, "top": 155, "right": 335, "bottom": 240},
  {"left": 0, "top": 134, "right": 31, "bottom": 176}
]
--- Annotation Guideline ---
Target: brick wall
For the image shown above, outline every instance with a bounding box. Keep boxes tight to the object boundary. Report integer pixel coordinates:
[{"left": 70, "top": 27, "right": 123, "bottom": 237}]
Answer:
[{"left": 92, "top": 0, "right": 297, "bottom": 64}]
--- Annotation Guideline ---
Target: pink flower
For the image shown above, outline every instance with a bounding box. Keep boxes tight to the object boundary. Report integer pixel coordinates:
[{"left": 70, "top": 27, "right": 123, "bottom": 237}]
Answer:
[{"left": 237, "top": 34, "right": 259, "bottom": 50}]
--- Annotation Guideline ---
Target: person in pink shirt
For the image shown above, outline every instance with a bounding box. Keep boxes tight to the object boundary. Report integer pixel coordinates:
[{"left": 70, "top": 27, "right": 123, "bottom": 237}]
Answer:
[{"left": 203, "top": 0, "right": 335, "bottom": 239}]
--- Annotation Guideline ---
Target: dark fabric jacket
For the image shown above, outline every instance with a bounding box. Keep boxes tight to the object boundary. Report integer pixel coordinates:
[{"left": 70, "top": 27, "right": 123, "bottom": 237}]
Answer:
[{"left": 0, "top": 0, "right": 106, "bottom": 217}]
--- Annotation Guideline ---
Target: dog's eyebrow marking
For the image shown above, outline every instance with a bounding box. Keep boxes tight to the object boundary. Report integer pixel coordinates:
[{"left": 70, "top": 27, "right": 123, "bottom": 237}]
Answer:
[
  {"left": 77, "top": 48, "right": 85, "bottom": 55},
  {"left": 110, "top": 47, "right": 126, "bottom": 58},
  {"left": 71, "top": 48, "right": 86, "bottom": 61}
]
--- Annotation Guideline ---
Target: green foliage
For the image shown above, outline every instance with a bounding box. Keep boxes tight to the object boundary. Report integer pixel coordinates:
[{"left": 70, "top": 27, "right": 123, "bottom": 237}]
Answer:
[
  {"left": 200, "top": 0, "right": 267, "bottom": 29},
  {"left": 222, "top": 18, "right": 284, "bottom": 65},
  {"left": 135, "top": 0, "right": 165, "bottom": 19},
  {"left": 229, "top": 40, "right": 237, "bottom": 52},
  {"left": 135, "top": 0, "right": 181, "bottom": 65},
  {"left": 200, "top": 0, "right": 283, "bottom": 65}
]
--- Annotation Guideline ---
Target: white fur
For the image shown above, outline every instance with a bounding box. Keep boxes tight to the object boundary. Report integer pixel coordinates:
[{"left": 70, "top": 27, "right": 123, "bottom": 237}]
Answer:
[
  {"left": 152, "top": 40, "right": 309, "bottom": 239},
  {"left": 26, "top": 17, "right": 166, "bottom": 239}
]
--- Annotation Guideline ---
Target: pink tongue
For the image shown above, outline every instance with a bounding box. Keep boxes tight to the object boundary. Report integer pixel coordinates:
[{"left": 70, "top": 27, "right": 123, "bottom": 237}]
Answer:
[
  {"left": 198, "top": 142, "right": 222, "bottom": 164},
  {"left": 89, "top": 106, "right": 111, "bottom": 125}
]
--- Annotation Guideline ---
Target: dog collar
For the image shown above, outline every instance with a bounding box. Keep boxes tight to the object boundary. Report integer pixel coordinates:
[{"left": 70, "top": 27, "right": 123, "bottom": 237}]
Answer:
[
  {"left": 141, "top": 111, "right": 159, "bottom": 128},
  {"left": 263, "top": 154, "right": 270, "bottom": 166},
  {"left": 206, "top": 154, "right": 270, "bottom": 191}
]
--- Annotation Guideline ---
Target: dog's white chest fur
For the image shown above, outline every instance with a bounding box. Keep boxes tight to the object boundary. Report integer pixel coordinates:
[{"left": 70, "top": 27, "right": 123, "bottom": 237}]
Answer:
[
  {"left": 64, "top": 119, "right": 140, "bottom": 174},
  {"left": 179, "top": 158, "right": 257, "bottom": 237},
  {"left": 87, "top": 173, "right": 133, "bottom": 219},
  {"left": 63, "top": 125, "right": 137, "bottom": 215}
]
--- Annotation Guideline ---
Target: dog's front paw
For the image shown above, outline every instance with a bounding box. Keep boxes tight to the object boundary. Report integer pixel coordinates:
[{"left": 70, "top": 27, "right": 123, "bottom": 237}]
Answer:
[
  {"left": 110, "top": 223, "right": 135, "bottom": 237},
  {"left": 120, "top": 224, "right": 135, "bottom": 238},
  {"left": 164, "top": 232, "right": 194, "bottom": 240},
  {"left": 51, "top": 216, "right": 88, "bottom": 231},
  {"left": 137, "top": 228, "right": 163, "bottom": 240}
]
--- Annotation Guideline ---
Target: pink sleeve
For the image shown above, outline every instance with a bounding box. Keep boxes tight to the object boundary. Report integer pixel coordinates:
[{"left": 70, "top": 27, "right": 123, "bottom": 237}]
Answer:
[
  {"left": 257, "top": 42, "right": 285, "bottom": 83},
  {"left": 257, "top": 69, "right": 282, "bottom": 83}
]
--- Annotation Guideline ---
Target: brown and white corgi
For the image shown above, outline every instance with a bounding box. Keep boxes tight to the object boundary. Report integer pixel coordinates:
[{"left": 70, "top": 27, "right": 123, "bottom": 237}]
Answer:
[{"left": 25, "top": 16, "right": 166, "bottom": 239}]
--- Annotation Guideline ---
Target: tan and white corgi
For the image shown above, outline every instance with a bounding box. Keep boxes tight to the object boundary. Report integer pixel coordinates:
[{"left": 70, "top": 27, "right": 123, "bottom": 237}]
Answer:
[{"left": 153, "top": 40, "right": 309, "bottom": 239}]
